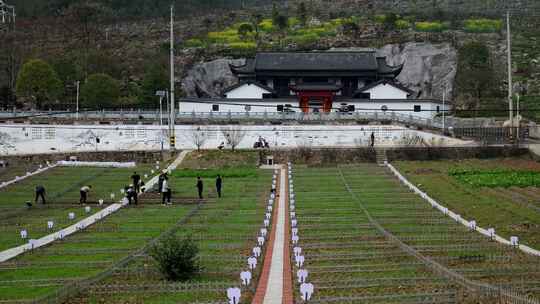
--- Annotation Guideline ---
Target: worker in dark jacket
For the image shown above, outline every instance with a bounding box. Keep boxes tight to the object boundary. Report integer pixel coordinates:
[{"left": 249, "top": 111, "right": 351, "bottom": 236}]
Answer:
[
  {"left": 196, "top": 177, "right": 204, "bottom": 199},
  {"left": 35, "top": 185, "right": 46, "bottom": 204},
  {"left": 216, "top": 175, "right": 222, "bottom": 198}
]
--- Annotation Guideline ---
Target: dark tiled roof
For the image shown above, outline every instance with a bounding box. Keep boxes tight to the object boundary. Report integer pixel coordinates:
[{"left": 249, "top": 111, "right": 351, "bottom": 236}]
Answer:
[{"left": 254, "top": 52, "right": 379, "bottom": 71}]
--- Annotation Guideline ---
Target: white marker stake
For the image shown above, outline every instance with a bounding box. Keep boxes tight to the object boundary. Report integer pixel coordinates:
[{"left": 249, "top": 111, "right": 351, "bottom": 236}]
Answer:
[
  {"left": 291, "top": 219, "right": 297, "bottom": 227},
  {"left": 68, "top": 212, "right": 75, "bottom": 220},
  {"left": 144, "top": 174, "right": 148, "bottom": 179},
  {"left": 260, "top": 228, "right": 268, "bottom": 237},
  {"left": 267, "top": 205, "right": 273, "bottom": 212},
  {"left": 47, "top": 221, "right": 54, "bottom": 230},
  {"left": 20, "top": 230, "right": 28, "bottom": 239},
  {"left": 265, "top": 213, "right": 271, "bottom": 220},
  {"left": 248, "top": 257, "right": 257, "bottom": 270},
  {"left": 295, "top": 254, "right": 305, "bottom": 267},
  {"left": 85, "top": 206, "right": 91, "bottom": 213},
  {"left": 226, "top": 287, "right": 241, "bottom": 304},
  {"left": 253, "top": 246, "right": 261, "bottom": 258},
  {"left": 28, "top": 239, "right": 38, "bottom": 249},
  {"left": 257, "top": 236, "right": 265, "bottom": 246},
  {"left": 297, "top": 269, "right": 309, "bottom": 283},
  {"left": 511, "top": 236, "right": 519, "bottom": 247},
  {"left": 469, "top": 220, "right": 477, "bottom": 231},
  {"left": 264, "top": 219, "right": 270, "bottom": 227},
  {"left": 488, "top": 228, "right": 496, "bottom": 240},
  {"left": 300, "top": 282, "right": 314, "bottom": 301},
  {"left": 292, "top": 235, "right": 299, "bottom": 245},
  {"left": 240, "top": 271, "right": 252, "bottom": 286},
  {"left": 293, "top": 246, "right": 302, "bottom": 257},
  {"left": 98, "top": 199, "right": 104, "bottom": 206},
  {"left": 290, "top": 212, "right": 296, "bottom": 219},
  {"left": 110, "top": 193, "right": 115, "bottom": 199}
]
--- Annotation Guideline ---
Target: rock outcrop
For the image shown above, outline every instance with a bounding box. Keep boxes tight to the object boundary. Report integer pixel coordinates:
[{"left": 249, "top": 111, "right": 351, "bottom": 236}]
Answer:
[
  {"left": 378, "top": 42, "right": 458, "bottom": 100},
  {"left": 182, "top": 43, "right": 458, "bottom": 100},
  {"left": 181, "top": 59, "right": 245, "bottom": 98}
]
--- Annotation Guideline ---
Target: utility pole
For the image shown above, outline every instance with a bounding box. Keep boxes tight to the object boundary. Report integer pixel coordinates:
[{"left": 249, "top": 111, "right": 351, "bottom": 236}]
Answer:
[
  {"left": 169, "top": 4, "right": 176, "bottom": 151},
  {"left": 442, "top": 84, "right": 446, "bottom": 132},
  {"left": 75, "top": 81, "right": 80, "bottom": 120},
  {"left": 506, "top": 11, "right": 513, "bottom": 130},
  {"left": 1, "top": 1, "right": 16, "bottom": 92}
]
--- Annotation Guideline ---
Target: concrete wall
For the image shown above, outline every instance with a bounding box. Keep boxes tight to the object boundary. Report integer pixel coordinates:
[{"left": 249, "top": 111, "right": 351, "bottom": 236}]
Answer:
[
  {"left": 363, "top": 83, "right": 409, "bottom": 99},
  {"left": 0, "top": 124, "right": 472, "bottom": 156},
  {"left": 224, "top": 84, "right": 271, "bottom": 99}
]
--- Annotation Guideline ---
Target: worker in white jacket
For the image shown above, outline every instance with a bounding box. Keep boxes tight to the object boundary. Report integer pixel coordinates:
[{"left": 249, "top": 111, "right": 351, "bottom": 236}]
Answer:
[{"left": 161, "top": 179, "right": 171, "bottom": 205}]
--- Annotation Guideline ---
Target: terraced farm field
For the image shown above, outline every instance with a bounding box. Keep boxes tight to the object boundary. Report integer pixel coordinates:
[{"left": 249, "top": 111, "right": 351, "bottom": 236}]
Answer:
[
  {"left": 0, "top": 165, "right": 154, "bottom": 251},
  {"left": 395, "top": 159, "right": 540, "bottom": 248},
  {"left": 0, "top": 162, "right": 171, "bottom": 302},
  {"left": 292, "top": 164, "right": 540, "bottom": 303},
  {"left": 70, "top": 171, "right": 271, "bottom": 303}
]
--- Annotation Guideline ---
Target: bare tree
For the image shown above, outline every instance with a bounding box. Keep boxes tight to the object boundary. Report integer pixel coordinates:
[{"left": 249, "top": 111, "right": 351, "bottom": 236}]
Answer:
[
  {"left": 186, "top": 126, "right": 208, "bottom": 152},
  {"left": 220, "top": 126, "right": 246, "bottom": 151}
]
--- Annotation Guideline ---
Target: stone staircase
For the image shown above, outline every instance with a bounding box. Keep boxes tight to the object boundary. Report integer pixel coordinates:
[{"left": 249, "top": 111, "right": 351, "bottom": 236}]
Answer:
[{"left": 375, "top": 147, "right": 388, "bottom": 166}]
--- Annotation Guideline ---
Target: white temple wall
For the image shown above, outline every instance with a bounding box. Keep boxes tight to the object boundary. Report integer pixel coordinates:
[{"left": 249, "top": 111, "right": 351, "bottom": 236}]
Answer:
[{"left": 0, "top": 124, "right": 472, "bottom": 156}]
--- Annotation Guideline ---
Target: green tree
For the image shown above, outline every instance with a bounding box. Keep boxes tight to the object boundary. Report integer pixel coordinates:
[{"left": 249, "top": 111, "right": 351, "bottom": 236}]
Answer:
[
  {"left": 297, "top": 2, "right": 308, "bottom": 26},
  {"left": 80, "top": 73, "right": 120, "bottom": 108},
  {"left": 16, "top": 59, "right": 62, "bottom": 109},
  {"left": 139, "top": 64, "right": 168, "bottom": 107},
  {"left": 149, "top": 235, "right": 201, "bottom": 282},
  {"left": 456, "top": 42, "right": 500, "bottom": 116},
  {"left": 272, "top": 2, "right": 280, "bottom": 28},
  {"left": 275, "top": 14, "right": 289, "bottom": 32},
  {"left": 238, "top": 23, "right": 254, "bottom": 41},
  {"left": 250, "top": 12, "right": 264, "bottom": 44},
  {"left": 384, "top": 13, "right": 398, "bottom": 31}
]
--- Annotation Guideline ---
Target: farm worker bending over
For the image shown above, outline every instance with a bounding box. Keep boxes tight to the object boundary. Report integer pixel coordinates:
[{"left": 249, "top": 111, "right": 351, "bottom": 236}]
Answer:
[
  {"left": 161, "top": 178, "right": 171, "bottom": 205},
  {"left": 35, "top": 185, "right": 46, "bottom": 204},
  {"left": 126, "top": 184, "right": 138, "bottom": 205},
  {"left": 196, "top": 176, "right": 204, "bottom": 199},
  {"left": 80, "top": 185, "right": 92, "bottom": 204}
]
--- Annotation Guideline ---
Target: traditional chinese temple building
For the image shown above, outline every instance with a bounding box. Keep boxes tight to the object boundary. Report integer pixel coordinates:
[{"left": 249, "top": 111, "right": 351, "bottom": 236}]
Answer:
[{"left": 180, "top": 51, "right": 449, "bottom": 119}]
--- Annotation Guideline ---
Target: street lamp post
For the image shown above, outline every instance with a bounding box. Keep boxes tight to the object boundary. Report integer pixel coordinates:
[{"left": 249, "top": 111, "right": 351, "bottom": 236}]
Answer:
[{"left": 155, "top": 90, "right": 167, "bottom": 152}]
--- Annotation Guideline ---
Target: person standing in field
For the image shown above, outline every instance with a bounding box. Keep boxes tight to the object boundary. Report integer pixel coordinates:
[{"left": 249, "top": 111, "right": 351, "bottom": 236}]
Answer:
[
  {"left": 35, "top": 185, "right": 46, "bottom": 204},
  {"left": 161, "top": 178, "right": 171, "bottom": 205},
  {"left": 131, "top": 172, "right": 141, "bottom": 193},
  {"left": 158, "top": 171, "right": 167, "bottom": 193},
  {"left": 216, "top": 175, "right": 222, "bottom": 198},
  {"left": 370, "top": 132, "right": 375, "bottom": 147},
  {"left": 196, "top": 176, "right": 204, "bottom": 199},
  {"left": 80, "top": 185, "right": 92, "bottom": 204}
]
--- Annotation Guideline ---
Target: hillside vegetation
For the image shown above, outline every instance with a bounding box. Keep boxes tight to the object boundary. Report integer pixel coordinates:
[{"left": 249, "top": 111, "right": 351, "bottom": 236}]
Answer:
[{"left": 0, "top": 0, "right": 539, "bottom": 119}]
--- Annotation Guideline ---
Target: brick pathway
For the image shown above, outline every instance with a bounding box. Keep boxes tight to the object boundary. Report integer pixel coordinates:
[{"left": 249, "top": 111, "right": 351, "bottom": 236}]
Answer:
[{"left": 252, "top": 166, "right": 293, "bottom": 304}]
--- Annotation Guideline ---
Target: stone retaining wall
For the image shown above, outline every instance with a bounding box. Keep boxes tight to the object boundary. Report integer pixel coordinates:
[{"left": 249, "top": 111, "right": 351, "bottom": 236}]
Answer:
[
  {"left": 268, "top": 146, "right": 529, "bottom": 165},
  {"left": 0, "top": 151, "right": 175, "bottom": 164}
]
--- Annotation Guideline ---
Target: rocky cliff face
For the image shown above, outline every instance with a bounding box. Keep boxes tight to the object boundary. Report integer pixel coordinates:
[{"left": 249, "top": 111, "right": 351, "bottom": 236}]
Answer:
[
  {"left": 182, "top": 43, "right": 458, "bottom": 99},
  {"left": 378, "top": 42, "right": 457, "bottom": 100},
  {"left": 181, "top": 59, "right": 245, "bottom": 98}
]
